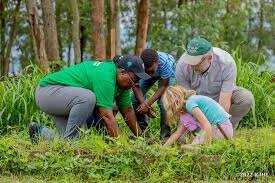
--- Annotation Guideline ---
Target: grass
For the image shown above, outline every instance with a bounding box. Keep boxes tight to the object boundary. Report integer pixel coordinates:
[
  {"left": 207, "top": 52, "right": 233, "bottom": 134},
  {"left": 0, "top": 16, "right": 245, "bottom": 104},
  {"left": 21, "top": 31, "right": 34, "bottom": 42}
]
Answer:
[
  {"left": 0, "top": 65, "right": 51, "bottom": 134},
  {"left": 0, "top": 127, "right": 274, "bottom": 182},
  {"left": 0, "top": 47, "right": 273, "bottom": 133},
  {"left": 233, "top": 45, "right": 275, "bottom": 128},
  {"left": 0, "top": 175, "right": 84, "bottom": 183},
  {"left": 0, "top": 47, "right": 274, "bottom": 182}
]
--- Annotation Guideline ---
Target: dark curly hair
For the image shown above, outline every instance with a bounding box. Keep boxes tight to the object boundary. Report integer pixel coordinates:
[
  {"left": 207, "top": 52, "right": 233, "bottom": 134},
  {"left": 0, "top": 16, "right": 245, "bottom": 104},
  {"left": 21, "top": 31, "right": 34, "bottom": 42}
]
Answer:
[{"left": 140, "top": 48, "right": 159, "bottom": 68}]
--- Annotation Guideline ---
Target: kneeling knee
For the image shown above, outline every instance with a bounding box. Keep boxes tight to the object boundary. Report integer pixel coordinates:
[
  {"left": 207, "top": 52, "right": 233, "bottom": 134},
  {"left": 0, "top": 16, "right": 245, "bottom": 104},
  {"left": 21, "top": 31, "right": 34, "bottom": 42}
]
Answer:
[{"left": 244, "top": 91, "right": 254, "bottom": 107}]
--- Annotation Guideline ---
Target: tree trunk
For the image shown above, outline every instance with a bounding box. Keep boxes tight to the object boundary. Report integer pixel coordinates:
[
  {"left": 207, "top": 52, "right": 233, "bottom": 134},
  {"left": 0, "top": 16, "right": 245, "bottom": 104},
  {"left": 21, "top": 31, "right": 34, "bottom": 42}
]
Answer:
[
  {"left": 135, "top": 0, "right": 149, "bottom": 56},
  {"left": 0, "top": 1, "right": 6, "bottom": 77},
  {"left": 114, "top": 0, "right": 121, "bottom": 55},
  {"left": 55, "top": 1, "right": 63, "bottom": 61},
  {"left": 258, "top": 0, "right": 264, "bottom": 50},
  {"left": 223, "top": 0, "right": 230, "bottom": 42},
  {"left": 26, "top": 0, "right": 49, "bottom": 71},
  {"left": 41, "top": 0, "right": 60, "bottom": 61},
  {"left": 178, "top": 0, "right": 188, "bottom": 7},
  {"left": 3, "top": 0, "right": 21, "bottom": 77},
  {"left": 71, "top": 0, "right": 81, "bottom": 64},
  {"left": 80, "top": 25, "right": 86, "bottom": 62},
  {"left": 91, "top": 0, "right": 106, "bottom": 60},
  {"left": 0, "top": 0, "right": 21, "bottom": 77},
  {"left": 67, "top": 43, "right": 71, "bottom": 66},
  {"left": 107, "top": 0, "right": 116, "bottom": 59},
  {"left": 178, "top": 0, "right": 184, "bottom": 7}
]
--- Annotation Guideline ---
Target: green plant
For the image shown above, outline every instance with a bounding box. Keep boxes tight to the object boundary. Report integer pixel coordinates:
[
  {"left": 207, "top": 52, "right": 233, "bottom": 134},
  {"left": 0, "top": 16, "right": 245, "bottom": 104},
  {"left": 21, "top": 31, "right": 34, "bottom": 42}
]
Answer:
[
  {"left": 0, "top": 128, "right": 273, "bottom": 182},
  {"left": 233, "top": 45, "right": 275, "bottom": 128},
  {"left": 0, "top": 65, "right": 50, "bottom": 133}
]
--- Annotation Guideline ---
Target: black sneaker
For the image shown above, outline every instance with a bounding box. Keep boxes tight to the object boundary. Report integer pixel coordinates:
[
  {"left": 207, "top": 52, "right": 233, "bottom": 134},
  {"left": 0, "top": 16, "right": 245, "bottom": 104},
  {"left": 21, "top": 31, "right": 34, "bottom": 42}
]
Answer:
[{"left": 29, "top": 122, "right": 41, "bottom": 144}]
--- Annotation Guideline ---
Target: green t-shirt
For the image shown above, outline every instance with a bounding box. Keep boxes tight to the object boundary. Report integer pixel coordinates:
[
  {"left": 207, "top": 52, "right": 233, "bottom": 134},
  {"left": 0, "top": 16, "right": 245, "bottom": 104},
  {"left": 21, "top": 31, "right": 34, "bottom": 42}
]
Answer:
[{"left": 39, "top": 60, "right": 131, "bottom": 109}]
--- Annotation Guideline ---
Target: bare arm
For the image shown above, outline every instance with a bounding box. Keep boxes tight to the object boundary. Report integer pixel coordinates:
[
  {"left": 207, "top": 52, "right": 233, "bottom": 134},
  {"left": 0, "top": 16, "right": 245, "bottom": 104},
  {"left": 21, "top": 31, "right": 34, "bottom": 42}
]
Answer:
[
  {"left": 132, "top": 86, "right": 145, "bottom": 104},
  {"left": 146, "top": 78, "right": 169, "bottom": 106},
  {"left": 98, "top": 107, "right": 120, "bottom": 137},
  {"left": 191, "top": 107, "right": 212, "bottom": 144},
  {"left": 163, "top": 124, "right": 187, "bottom": 147},
  {"left": 137, "top": 78, "right": 169, "bottom": 114},
  {"left": 219, "top": 92, "right": 232, "bottom": 113},
  {"left": 119, "top": 106, "right": 142, "bottom": 136}
]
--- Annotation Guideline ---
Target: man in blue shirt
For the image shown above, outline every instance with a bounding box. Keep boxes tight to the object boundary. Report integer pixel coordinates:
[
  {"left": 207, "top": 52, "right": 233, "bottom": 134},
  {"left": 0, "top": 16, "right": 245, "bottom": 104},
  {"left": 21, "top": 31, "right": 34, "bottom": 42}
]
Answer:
[{"left": 132, "top": 48, "right": 176, "bottom": 139}]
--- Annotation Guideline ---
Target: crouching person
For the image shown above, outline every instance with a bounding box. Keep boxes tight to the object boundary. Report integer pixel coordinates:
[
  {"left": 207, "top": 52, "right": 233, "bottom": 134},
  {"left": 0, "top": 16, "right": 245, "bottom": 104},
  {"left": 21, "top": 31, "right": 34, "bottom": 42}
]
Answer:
[
  {"left": 29, "top": 55, "right": 150, "bottom": 143},
  {"left": 176, "top": 37, "right": 254, "bottom": 129},
  {"left": 131, "top": 49, "right": 176, "bottom": 140},
  {"left": 162, "top": 86, "right": 233, "bottom": 147}
]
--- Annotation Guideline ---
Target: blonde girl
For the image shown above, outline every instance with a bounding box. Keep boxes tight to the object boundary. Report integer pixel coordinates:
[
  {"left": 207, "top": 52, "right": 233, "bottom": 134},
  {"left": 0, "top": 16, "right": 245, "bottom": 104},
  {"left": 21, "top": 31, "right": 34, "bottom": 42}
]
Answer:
[{"left": 162, "top": 86, "right": 233, "bottom": 147}]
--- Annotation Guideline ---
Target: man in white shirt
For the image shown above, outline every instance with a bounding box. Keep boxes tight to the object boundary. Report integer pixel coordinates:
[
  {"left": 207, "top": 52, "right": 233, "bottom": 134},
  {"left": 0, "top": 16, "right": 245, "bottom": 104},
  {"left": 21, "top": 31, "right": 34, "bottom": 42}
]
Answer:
[{"left": 176, "top": 37, "right": 254, "bottom": 129}]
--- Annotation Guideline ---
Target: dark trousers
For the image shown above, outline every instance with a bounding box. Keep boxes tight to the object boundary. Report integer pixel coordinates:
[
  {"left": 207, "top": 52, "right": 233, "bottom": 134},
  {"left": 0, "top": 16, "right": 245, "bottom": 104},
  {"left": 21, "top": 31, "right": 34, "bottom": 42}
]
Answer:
[{"left": 131, "top": 75, "right": 176, "bottom": 139}]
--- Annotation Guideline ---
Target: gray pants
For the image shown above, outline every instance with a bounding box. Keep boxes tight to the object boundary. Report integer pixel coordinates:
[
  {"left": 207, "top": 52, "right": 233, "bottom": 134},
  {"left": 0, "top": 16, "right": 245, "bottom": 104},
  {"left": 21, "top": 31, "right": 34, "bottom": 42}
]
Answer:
[
  {"left": 229, "top": 87, "right": 254, "bottom": 129},
  {"left": 35, "top": 85, "right": 96, "bottom": 140}
]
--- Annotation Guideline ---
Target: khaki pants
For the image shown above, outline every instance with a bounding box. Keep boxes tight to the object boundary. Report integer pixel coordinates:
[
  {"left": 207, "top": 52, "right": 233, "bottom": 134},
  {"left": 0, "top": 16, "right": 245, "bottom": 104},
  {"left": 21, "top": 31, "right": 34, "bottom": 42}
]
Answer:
[{"left": 229, "top": 87, "right": 254, "bottom": 129}]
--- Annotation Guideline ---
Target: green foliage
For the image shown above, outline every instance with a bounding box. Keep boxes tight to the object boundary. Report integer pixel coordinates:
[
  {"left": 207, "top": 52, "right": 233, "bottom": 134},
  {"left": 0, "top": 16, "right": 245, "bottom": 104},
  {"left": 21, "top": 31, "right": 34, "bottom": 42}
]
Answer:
[
  {"left": 0, "top": 128, "right": 273, "bottom": 182},
  {"left": 233, "top": 45, "right": 275, "bottom": 127},
  {"left": 0, "top": 47, "right": 274, "bottom": 133},
  {"left": 2, "top": 0, "right": 274, "bottom": 69},
  {"left": 0, "top": 65, "right": 50, "bottom": 133},
  {"left": 149, "top": 0, "right": 227, "bottom": 57},
  {"left": 0, "top": 1, "right": 274, "bottom": 182},
  {"left": 120, "top": 0, "right": 274, "bottom": 62}
]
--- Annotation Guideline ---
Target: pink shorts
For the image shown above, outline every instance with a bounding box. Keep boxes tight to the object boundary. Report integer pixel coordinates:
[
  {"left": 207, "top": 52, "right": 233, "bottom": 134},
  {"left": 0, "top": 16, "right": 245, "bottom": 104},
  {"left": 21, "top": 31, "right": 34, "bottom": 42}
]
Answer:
[{"left": 180, "top": 113, "right": 233, "bottom": 145}]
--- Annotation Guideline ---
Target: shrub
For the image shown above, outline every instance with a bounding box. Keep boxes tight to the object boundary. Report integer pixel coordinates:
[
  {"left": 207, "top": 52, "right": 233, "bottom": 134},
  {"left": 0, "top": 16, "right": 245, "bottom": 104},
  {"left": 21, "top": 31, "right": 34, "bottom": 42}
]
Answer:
[{"left": 0, "top": 128, "right": 273, "bottom": 182}]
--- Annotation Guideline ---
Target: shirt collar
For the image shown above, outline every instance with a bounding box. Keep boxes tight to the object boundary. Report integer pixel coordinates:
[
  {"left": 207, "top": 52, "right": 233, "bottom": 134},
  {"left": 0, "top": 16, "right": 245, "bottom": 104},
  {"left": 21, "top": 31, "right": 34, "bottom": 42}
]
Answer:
[{"left": 202, "top": 53, "right": 218, "bottom": 75}]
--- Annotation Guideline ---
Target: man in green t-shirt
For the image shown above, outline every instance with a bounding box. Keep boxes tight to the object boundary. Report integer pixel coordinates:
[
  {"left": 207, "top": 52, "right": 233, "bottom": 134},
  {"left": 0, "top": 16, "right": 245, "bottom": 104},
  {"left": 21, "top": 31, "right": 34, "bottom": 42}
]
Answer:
[{"left": 29, "top": 55, "right": 150, "bottom": 142}]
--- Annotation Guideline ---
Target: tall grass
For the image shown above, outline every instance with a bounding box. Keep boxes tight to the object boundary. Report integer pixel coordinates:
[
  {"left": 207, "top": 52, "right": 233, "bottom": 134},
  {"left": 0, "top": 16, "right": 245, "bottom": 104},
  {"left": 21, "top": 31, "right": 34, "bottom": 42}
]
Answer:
[
  {"left": 0, "top": 46, "right": 274, "bottom": 134},
  {"left": 233, "top": 45, "right": 275, "bottom": 128},
  {"left": 0, "top": 65, "right": 50, "bottom": 133},
  {"left": 0, "top": 50, "right": 274, "bottom": 182}
]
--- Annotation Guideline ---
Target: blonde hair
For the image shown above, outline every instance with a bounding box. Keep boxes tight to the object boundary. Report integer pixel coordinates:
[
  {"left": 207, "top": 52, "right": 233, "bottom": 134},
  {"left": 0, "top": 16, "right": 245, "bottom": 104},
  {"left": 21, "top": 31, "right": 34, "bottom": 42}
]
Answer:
[{"left": 162, "top": 86, "right": 196, "bottom": 127}]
